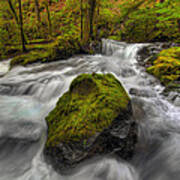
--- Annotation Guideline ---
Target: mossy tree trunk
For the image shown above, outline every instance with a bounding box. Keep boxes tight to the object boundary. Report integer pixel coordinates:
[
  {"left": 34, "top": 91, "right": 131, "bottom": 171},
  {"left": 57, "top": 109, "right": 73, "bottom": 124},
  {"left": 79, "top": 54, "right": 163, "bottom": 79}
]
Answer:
[
  {"left": 80, "top": 0, "right": 84, "bottom": 40},
  {"left": 7, "top": 0, "right": 19, "bottom": 24},
  {"left": 17, "top": 0, "right": 26, "bottom": 52},
  {"left": 7, "top": 0, "right": 27, "bottom": 46},
  {"left": 89, "top": 0, "right": 96, "bottom": 40},
  {"left": 177, "top": 19, "right": 180, "bottom": 32},
  {"left": 7, "top": 0, "right": 27, "bottom": 45},
  {"left": 34, "top": 0, "right": 41, "bottom": 23},
  {"left": 82, "top": 1, "right": 90, "bottom": 44},
  {"left": 94, "top": 0, "right": 100, "bottom": 39},
  {"left": 44, "top": 2, "right": 52, "bottom": 36},
  {"left": 82, "top": 0, "right": 97, "bottom": 44}
]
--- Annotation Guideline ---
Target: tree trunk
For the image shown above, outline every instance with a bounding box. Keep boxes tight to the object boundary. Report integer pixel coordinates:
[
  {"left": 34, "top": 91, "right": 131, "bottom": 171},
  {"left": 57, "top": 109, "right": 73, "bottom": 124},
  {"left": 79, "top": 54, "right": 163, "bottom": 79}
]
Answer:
[
  {"left": 7, "top": 0, "right": 27, "bottom": 45},
  {"left": 45, "top": 2, "right": 52, "bottom": 36},
  {"left": 7, "top": 0, "right": 19, "bottom": 24},
  {"left": 89, "top": 0, "right": 96, "bottom": 39},
  {"left": 94, "top": 0, "right": 100, "bottom": 39},
  {"left": 82, "top": 0, "right": 97, "bottom": 43},
  {"left": 156, "top": 0, "right": 164, "bottom": 3},
  {"left": 83, "top": 2, "right": 90, "bottom": 44},
  {"left": 34, "top": 0, "right": 41, "bottom": 23},
  {"left": 177, "top": 19, "right": 180, "bottom": 32},
  {"left": 18, "top": 0, "right": 26, "bottom": 52},
  {"left": 49, "top": 0, "right": 52, "bottom": 5},
  {"left": 80, "top": 0, "right": 83, "bottom": 40}
]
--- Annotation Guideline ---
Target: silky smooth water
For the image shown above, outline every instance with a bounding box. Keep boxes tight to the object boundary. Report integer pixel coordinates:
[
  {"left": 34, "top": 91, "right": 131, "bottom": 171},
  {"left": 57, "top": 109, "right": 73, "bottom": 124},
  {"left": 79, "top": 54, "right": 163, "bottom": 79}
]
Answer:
[{"left": 0, "top": 39, "right": 179, "bottom": 180}]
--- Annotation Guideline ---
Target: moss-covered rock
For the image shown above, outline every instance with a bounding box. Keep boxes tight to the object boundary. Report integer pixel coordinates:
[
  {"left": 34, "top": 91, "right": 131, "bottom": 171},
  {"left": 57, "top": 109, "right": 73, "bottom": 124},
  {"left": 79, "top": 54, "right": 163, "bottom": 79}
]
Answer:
[
  {"left": 44, "top": 73, "right": 137, "bottom": 173},
  {"left": 10, "top": 35, "right": 81, "bottom": 68},
  {"left": 9, "top": 36, "right": 101, "bottom": 68},
  {"left": 146, "top": 47, "right": 180, "bottom": 86}
]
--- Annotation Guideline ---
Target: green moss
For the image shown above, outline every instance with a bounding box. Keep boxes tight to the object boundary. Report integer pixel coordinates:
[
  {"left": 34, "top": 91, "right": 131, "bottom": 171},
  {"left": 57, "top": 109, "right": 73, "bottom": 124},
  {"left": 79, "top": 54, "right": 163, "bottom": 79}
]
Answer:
[
  {"left": 28, "top": 39, "right": 52, "bottom": 44},
  {"left": 108, "top": 35, "right": 122, "bottom": 41},
  {"left": 0, "top": 45, "right": 22, "bottom": 61},
  {"left": 46, "top": 73, "right": 130, "bottom": 147},
  {"left": 0, "top": 40, "right": 55, "bottom": 61},
  {"left": 10, "top": 49, "right": 57, "bottom": 67},
  {"left": 147, "top": 47, "right": 180, "bottom": 86},
  {"left": 159, "top": 47, "right": 180, "bottom": 59},
  {"left": 10, "top": 35, "right": 81, "bottom": 68}
]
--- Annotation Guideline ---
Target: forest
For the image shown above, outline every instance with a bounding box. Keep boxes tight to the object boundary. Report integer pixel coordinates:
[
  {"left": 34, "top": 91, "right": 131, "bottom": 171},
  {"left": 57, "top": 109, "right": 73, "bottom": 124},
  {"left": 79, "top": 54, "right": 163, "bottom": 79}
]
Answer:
[{"left": 0, "top": 0, "right": 180, "bottom": 65}]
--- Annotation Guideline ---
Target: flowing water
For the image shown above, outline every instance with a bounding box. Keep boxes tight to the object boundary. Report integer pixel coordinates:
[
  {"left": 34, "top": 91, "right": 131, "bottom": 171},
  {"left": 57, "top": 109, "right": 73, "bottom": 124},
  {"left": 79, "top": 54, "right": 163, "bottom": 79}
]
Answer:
[{"left": 0, "top": 39, "right": 179, "bottom": 180}]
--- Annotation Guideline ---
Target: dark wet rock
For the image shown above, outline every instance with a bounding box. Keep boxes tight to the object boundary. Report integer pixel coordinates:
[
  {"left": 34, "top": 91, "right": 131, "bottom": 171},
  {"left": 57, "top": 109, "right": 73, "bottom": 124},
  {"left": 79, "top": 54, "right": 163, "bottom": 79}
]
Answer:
[
  {"left": 137, "top": 44, "right": 161, "bottom": 65},
  {"left": 120, "top": 68, "right": 136, "bottom": 78},
  {"left": 131, "top": 98, "right": 146, "bottom": 121},
  {"left": 166, "top": 91, "right": 178, "bottom": 101},
  {"left": 162, "top": 82, "right": 180, "bottom": 100},
  {"left": 0, "top": 85, "right": 12, "bottom": 95},
  {"left": 44, "top": 73, "right": 137, "bottom": 173},
  {"left": 165, "top": 90, "right": 180, "bottom": 106},
  {"left": 81, "top": 40, "right": 102, "bottom": 55},
  {"left": 90, "top": 40, "right": 102, "bottom": 54},
  {"left": 137, "top": 43, "right": 179, "bottom": 66},
  {"left": 129, "top": 88, "right": 157, "bottom": 98},
  {"left": 137, "top": 43, "right": 180, "bottom": 97},
  {"left": 164, "top": 82, "right": 180, "bottom": 94}
]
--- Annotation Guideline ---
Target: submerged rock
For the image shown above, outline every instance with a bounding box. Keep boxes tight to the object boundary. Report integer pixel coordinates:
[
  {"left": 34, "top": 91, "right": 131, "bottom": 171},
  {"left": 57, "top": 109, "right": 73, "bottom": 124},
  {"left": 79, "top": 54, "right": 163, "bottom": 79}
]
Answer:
[
  {"left": 44, "top": 73, "right": 137, "bottom": 173},
  {"left": 129, "top": 88, "right": 157, "bottom": 98}
]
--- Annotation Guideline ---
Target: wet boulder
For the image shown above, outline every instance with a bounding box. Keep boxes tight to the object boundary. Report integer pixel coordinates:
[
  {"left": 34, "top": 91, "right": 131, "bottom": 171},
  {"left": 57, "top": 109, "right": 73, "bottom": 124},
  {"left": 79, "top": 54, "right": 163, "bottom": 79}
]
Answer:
[
  {"left": 146, "top": 47, "right": 180, "bottom": 89},
  {"left": 137, "top": 43, "right": 178, "bottom": 66},
  {"left": 44, "top": 73, "right": 137, "bottom": 173},
  {"left": 138, "top": 44, "right": 180, "bottom": 97}
]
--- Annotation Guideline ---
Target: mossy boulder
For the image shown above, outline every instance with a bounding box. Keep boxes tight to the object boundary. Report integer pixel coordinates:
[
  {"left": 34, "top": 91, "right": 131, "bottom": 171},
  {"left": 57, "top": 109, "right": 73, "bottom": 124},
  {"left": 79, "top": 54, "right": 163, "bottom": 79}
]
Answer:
[
  {"left": 136, "top": 43, "right": 178, "bottom": 65},
  {"left": 44, "top": 73, "right": 137, "bottom": 173},
  {"left": 146, "top": 47, "right": 180, "bottom": 87}
]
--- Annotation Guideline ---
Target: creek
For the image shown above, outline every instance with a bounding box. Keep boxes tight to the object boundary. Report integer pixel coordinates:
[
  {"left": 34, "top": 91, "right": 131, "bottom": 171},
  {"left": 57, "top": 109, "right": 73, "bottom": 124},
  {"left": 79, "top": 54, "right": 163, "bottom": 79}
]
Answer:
[{"left": 0, "top": 39, "right": 179, "bottom": 180}]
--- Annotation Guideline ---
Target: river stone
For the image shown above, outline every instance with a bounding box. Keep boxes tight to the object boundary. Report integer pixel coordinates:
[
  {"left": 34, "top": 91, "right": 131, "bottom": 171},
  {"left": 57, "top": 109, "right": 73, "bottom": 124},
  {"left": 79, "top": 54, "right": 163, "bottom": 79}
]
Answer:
[
  {"left": 137, "top": 43, "right": 178, "bottom": 66},
  {"left": 44, "top": 73, "right": 137, "bottom": 173}
]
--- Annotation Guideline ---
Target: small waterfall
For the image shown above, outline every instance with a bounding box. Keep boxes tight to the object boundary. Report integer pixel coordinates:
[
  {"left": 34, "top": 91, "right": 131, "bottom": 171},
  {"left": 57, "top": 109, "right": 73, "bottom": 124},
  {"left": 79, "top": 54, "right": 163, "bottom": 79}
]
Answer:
[
  {"left": 0, "top": 40, "right": 179, "bottom": 180},
  {"left": 0, "top": 59, "right": 10, "bottom": 77},
  {"left": 102, "top": 39, "right": 127, "bottom": 56},
  {"left": 102, "top": 39, "right": 146, "bottom": 60}
]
